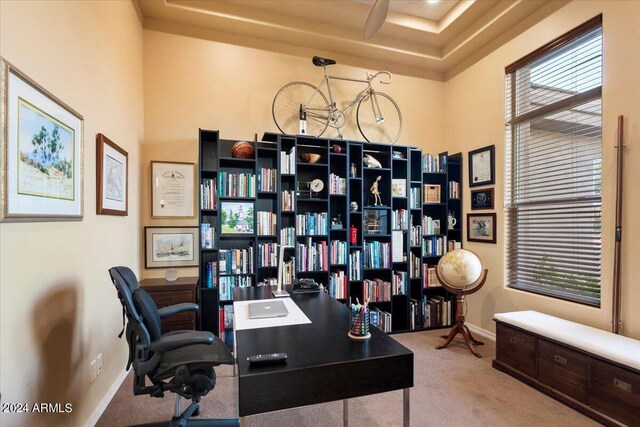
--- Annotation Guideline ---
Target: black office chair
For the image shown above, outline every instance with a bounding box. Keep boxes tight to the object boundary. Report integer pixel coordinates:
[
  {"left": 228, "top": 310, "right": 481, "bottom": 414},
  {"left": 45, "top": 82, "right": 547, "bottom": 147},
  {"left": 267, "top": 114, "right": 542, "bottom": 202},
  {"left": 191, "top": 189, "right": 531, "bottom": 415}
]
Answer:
[{"left": 109, "top": 266, "right": 238, "bottom": 427}]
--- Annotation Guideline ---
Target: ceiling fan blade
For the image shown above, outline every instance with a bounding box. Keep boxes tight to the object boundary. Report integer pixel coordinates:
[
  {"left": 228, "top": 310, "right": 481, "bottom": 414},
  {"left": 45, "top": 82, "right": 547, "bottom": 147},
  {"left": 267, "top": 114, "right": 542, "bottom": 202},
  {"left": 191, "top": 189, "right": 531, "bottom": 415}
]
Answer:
[{"left": 363, "top": 0, "right": 390, "bottom": 40}]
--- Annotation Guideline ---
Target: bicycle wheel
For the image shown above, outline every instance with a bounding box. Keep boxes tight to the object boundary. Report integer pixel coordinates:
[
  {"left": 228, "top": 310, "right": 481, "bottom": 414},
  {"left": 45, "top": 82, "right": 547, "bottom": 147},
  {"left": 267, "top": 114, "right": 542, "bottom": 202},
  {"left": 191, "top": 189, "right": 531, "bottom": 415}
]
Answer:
[
  {"left": 356, "top": 92, "right": 402, "bottom": 144},
  {"left": 272, "top": 82, "right": 330, "bottom": 137}
]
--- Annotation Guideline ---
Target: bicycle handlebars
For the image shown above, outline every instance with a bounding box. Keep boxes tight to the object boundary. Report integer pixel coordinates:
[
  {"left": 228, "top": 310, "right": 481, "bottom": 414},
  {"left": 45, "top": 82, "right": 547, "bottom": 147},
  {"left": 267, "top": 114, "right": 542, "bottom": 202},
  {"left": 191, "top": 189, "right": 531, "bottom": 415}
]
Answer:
[{"left": 367, "top": 71, "right": 393, "bottom": 84}]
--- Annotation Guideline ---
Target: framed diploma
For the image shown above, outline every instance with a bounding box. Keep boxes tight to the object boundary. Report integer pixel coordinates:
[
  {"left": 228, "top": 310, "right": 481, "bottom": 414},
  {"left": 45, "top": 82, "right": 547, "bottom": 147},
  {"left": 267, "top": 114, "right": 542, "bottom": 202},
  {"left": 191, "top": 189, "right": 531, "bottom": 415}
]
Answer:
[
  {"left": 468, "top": 145, "right": 495, "bottom": 187},
  {"left": 151, "top": 161, "right": 195, "bottom": 218}
]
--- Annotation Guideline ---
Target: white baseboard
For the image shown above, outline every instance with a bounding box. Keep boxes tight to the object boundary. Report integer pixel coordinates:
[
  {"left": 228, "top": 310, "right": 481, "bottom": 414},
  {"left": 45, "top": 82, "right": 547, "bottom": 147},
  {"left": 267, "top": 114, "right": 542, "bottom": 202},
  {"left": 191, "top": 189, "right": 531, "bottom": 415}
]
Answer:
[
  {"left": 85, "top": 368, "right": 129, "bottom": 427},
  {"left": 466, "top": 322, "right": 496, "bottom": 342}
]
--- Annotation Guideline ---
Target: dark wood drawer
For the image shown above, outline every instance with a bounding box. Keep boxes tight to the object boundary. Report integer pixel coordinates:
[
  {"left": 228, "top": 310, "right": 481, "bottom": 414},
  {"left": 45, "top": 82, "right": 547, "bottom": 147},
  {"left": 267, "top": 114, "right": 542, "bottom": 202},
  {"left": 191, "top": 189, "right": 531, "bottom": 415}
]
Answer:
[
  {"left": 152, "top": 290, "right": 193, "bottom": 307},
  {"left": 537, "top": 339, "right": 588, "bottom": 403},
  {"left": 496, "top": 323, "right": 536, "bottom": 378},
  {"left": 590, "top": 358, "right": 640, "bottom": 426}
]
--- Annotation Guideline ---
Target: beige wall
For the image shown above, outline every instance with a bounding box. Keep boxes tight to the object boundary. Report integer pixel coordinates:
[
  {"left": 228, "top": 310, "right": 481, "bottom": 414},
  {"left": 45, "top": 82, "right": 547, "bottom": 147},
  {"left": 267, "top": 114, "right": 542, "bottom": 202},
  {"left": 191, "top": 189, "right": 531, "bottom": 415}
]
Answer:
[
  {"left": 443, "top": 0, "right": 640, "bottom": 339},
  {"left": 141, "top": 29, "right": 445, "bottom": 279},
  {"left": 0, "top": 1, "right": 143, "bottom": 426}
]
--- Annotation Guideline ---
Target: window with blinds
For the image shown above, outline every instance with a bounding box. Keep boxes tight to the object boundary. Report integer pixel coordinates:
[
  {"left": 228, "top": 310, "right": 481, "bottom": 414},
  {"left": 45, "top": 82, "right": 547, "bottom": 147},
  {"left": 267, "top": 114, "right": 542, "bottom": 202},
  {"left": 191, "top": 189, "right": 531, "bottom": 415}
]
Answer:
[{"left": 504, "top": 16, "right": 602, "bottom": 306}]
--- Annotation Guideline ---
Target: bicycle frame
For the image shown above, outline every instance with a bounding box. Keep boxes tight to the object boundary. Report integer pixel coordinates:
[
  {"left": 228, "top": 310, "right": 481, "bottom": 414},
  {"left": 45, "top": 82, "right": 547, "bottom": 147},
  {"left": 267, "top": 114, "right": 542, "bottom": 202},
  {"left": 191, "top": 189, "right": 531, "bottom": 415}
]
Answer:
[{"left": 303, "top": 67, "right": 392, "bottom": 125}]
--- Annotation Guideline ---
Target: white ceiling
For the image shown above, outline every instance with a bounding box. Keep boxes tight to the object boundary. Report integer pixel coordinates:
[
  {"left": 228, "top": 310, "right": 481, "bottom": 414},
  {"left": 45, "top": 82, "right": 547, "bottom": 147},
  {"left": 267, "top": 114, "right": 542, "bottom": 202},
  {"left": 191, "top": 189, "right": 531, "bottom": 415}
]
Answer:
[{"left": 136, "top": 0, "right": 570, "bottom": 81}]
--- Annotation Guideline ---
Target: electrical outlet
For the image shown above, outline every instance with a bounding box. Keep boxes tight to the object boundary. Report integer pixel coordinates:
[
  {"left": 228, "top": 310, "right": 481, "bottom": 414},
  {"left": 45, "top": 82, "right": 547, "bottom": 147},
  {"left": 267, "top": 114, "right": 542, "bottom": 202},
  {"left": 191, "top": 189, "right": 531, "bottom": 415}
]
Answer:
[
  {"left": 97, "top": 353, "right": 103, "bottom": 376},
  {"left": 90, "top": 359, "right": 97, "bottom": 382}
]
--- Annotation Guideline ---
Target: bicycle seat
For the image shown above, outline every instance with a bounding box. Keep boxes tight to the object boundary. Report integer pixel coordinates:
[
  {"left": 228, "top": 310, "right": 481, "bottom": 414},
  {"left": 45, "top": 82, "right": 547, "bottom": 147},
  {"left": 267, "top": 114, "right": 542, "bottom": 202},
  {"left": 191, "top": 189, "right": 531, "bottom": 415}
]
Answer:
[{"left": 312, "top": 56, "right": 336, "bottom": 67}]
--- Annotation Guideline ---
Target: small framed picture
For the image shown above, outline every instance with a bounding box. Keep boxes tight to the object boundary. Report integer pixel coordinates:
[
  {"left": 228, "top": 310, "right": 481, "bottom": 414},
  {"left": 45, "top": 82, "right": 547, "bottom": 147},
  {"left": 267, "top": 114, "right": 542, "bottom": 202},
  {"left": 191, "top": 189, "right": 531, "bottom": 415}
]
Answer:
[
  {"left": 471, "top": 188, "right": 494, "bottom": 210},
  {"left": 1, "top": 58, "right": 84, "bottom": 221},
  {"left": 391, "top": 179, "right": 407, "bottom": 197},
  {"left": 145, "top": 226, "right": 199, "bottom": 268},
  {"left": 151, "top": 161, "right": 195, "bottom": 218},
  {"left": 96, "top": 134, "right": 128, "bottom": 215},
  {"left": 468, "top": 145, "right": 495, "bottom": 187},
  {"left": 221, "top": 201, "right": 254, "bottom": 234},
  {"left": 467, "top": 213, "right": 496, "bottom": 244}
]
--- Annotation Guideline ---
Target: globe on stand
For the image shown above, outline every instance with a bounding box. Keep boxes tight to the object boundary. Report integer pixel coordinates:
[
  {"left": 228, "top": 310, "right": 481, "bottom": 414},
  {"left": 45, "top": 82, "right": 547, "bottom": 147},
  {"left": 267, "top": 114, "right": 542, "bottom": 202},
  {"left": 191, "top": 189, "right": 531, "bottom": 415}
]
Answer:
[{"left": 435, "top": 249, "right": 488, "bottom": 357}]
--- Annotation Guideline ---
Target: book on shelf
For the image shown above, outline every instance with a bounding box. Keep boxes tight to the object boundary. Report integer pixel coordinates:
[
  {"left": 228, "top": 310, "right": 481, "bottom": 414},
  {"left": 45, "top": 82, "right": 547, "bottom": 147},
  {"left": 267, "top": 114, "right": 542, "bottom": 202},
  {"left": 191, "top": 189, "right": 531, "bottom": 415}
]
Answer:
[
  {"left": 296, "top": 238, "right": 328, "bottom": 272},
  {"left": 423, "top": 184, "right": 441, "bottom": 203},
  {"left": 422, "top": 216, "right": 441, "bottom": 235},
  {"left": 448, "top": 181, "right": 460, "bottom": 199},
  {"left": 422, "top": 295, "right": 453, "bottom": 328},
  {"left": 410, "top": 298, "right": 420, "bottom": 330},
  {"left": 330, "top": 240, "right": 348, "bottom": 264},
  {"left": 363, "top": 278, "right": 391, "bottom": 302},
  {"left": 200, "top": 223, "right": 215, "bottom": 249},
  {"left": 281, "top": 190, "right": 295, "bottom": 211},
  {"left": 410, "top": 223, "right": 421, "bottom": 246},
  {"left": 370, "top": 307, "right": 391, "bottom": 332},
  {"left": 257, "top": 211, "right": 277, "bottom": 235},
  {"left": 257, "top": 168, "right": 277, "bottom": 192},
  {"left": 410, "top": 252, "right": 421, "bottom": 278},
  {"left": 204, "top": 261, "right": 217, "bottom": 288},
  {"left": 349, "top": 250, "right": 362, "bottom": 280},
  {"left": 448, "top": 240, "right": 462, "bottom": 251},
  {"left": 391, "top": 209, "right": 408, "bottom": 230},
  {"left": 422, "top": 153, "right": 446, "bottom": 173},
  {"left": 423, "top": 265, "right": 441, "bottom": 288},
  {"left": 258, "top": 242, "right": 278, "bottom": 267},
  {"left": 219, "top": 248, "right": 254, "bottom": 275},
  {"left": 329, "top": 173, "right": 346, "bottom": 195},
  {"left": 393, "top": 271, "right": 407, "bottom": 295},
  {"left": 280, "top": 147, "right": 296, "bottom": 174},
  {"left": 391, "top": 230, "right": 404, "bottom": 263},
  {"left": 409, "top": 187, "right": 421, "bottom": 209},
  {"left": 282, "top": 258, "right": 295, "bottom": 285},
  {"left": 218, "top": 171, "right": 255, "bottom": 198},
  {"left": 280, "top": 226, "right": 295, "bottom": 246},
  {"left": 422, "top": 236, "right": 448, "bottom": 257},
  {"left": 200, "top": 178, "right": 217, "bottom": 209},
  {"left": 364, "top": 240, "right": 390, "bottom": 269},
  {"left": 219, "top": 275, "right": 253, "bottom": 301},
  {"left": 296, "top": 212, "right": 328, "bottom": 235},
  {"left": 391, "top": 179, "right": 407, "bottom": 197},
  {"left": 258, "top": 277, "right": 278, "bottom": 287},
  {"left": 328, "top": 269, "right": 347, "bottom": 299}
]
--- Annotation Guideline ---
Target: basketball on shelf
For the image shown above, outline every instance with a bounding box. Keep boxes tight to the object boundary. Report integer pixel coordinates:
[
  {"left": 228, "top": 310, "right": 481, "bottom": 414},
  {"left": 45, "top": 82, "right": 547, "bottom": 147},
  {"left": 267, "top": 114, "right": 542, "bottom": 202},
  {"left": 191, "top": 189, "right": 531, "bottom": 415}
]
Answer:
[{"left": 231, "top": 141, "right": 255, "bottom": 159}]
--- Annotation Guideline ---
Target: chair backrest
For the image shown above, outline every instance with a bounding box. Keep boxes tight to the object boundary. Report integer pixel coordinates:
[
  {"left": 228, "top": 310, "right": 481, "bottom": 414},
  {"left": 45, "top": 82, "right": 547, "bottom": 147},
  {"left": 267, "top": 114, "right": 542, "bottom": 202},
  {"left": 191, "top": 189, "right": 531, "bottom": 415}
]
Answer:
[{"left": 109, "top": 266, "right": 162, "bottom": 349}]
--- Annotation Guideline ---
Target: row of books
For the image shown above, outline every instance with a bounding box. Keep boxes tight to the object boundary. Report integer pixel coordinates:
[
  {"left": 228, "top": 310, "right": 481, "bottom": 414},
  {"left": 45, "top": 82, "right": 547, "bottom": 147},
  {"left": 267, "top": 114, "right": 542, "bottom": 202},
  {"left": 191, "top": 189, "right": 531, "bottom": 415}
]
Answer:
[
  {"left": 422, "top": 295, "right": 453, "bottom": 328},
  {"left": 410, "top": 252, "right": 421, "bottom": 278},
  {"left": 448, "top": 180, "right": 460, "bottom": 199},
  {"left": 410, "top": 225, "right": 421, "bottom": 246},
  {"left": 257, "top": 168, "right": 277, "bottom": 192},
  {"left": 200, "top": 179, "right": 217, "bottom": 209},
  {"left": 364, "top": 240, "right": 390, "bottom": 269},
  {"left": 423, "top": 236, "right": 448, "bottom": 257},
  {"left": 281, "top": 190, "right": 295, "bottom": 212},
  {"left": 219, "top": 275, "right": 252, "bottom": 301},
  {"left": 391, "top": 209, "right": 408, "bottom": 230},
  {"left": 422, "top": 215, "right": 441, "bottom": 235},
  {"left": 257, "top": 242, "right": 278, "bottom": 267},
  {"left": 256, "top": 211, "right": 277, "bottom": 236},
  {"left": 280, "top": 227, "right": 295, "bottom": 247},
  {"left": 328, "top": 270, "right": 347, "bottom": 299},
  {"left": 258, "top": 277, "right": 278, "bottom": 287},
  {"left": 363, "top": 278, "right": 392, "bottom": 302},
  {"left": 370, "top": 307, "right": 391, "bottom": 332},
  {"left": 393, "top": 271, "right": 407, "bottom": 295},
  {"left": 296, "top": 239, "right": 328, "bottom": 272},
  {"left": 448, "top": 240, "right": 462, "bottom": 251},
  {"left": 219, "top": 248, "right": 254, "bottom": 274},
  {"left": 218, "top": 171, "right": 255, "bottom": 198},
  {"left": 296, "top": 212, "right": 328, "bottom": 235},
  {"left": 204, "top": 261, "right": 217, "bottom": 288},
  {"left": 330, "top": 240, "right": 348, "bottom": 264},
  {"left": 280, "top": 147, "right": 296, "bottom": 174},
  {"left": 349, "top": 250, "right": 362, "bottom": 280},
  {"left": 423, "top": 265, "right": 442, "bottom": 288},
  {"left": 409, "top": 187, "right": 421, "bottom": 209},
  {"left": 329, "top": 173, "right": 346, "bottom": 195},
  {"left": 201, "top": 223, "right": 215, "bottom": 249},
  {"left": 422, "top": 153, "right": 446, "bottom": 173}
]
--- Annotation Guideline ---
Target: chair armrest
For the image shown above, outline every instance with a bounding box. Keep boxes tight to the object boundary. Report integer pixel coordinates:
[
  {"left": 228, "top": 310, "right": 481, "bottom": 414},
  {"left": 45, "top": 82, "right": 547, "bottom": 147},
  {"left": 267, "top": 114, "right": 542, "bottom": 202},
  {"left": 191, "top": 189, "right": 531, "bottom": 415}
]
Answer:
[
  {"left": 157, "top": 303, "right": 198, "bottom": 319},
  {"left": 149, "top": 331, "right": 214, "bottom": 353}
]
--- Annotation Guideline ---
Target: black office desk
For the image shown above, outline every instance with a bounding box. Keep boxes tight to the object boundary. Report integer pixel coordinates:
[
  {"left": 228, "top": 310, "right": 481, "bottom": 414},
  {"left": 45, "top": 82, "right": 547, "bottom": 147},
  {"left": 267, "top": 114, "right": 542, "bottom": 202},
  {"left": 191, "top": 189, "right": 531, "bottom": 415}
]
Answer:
[{"left": 233, "top": 287, "right": 414, "bottom": 426}]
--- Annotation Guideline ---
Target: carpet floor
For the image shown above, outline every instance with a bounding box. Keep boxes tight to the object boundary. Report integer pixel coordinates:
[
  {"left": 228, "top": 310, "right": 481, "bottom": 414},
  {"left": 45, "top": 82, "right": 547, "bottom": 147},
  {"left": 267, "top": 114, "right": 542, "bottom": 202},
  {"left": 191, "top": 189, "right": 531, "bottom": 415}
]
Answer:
[{"left": 97, "top": 329, "right": 600, "bottom": 426}]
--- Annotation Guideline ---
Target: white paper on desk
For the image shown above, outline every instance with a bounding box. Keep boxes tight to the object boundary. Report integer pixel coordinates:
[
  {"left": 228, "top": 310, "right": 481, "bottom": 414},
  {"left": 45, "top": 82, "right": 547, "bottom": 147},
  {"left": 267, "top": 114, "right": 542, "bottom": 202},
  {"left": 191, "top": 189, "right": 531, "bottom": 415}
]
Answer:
[{"left": 233, "top": 298, "right": 311, "bottom": 331}]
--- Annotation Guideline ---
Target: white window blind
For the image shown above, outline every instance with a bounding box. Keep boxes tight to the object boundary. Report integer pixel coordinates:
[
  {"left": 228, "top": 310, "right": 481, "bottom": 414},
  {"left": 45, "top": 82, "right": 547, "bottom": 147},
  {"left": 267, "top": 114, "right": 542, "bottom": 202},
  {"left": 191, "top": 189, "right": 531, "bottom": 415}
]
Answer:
[{"left": 505, "top": 17, "right": 602, "bottom": 306}]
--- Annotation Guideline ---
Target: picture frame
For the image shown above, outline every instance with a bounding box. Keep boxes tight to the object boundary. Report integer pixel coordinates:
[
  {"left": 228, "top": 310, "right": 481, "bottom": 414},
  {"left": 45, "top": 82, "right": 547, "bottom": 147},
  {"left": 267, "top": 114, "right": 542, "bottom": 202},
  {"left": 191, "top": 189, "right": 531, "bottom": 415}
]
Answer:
[
  {"left": 96, "top": 133, "right": 127, "bottom": 216},
  {"left": 1, "top": 58, "right": 84, "bottom": 221},
  {"left": 467, "top": 213, "right": 497, "bottom": 243},
  {"left": 468, "top": 145, "right": 495, "bottom": 187},
  {"left": 220, "top": 201, "right": 254, "bottom": 234},
  {"left": 391, "top": 179, "right": 407, "bottom": 197},
  {"left": 145, "top": 226, "right": 199, "bottom": 268},
  {"left": 151, "top": 161, "right": 195, "bottom": 218},
  {"left": 471, "top": 188, "right": 494, "bottom": 210}
]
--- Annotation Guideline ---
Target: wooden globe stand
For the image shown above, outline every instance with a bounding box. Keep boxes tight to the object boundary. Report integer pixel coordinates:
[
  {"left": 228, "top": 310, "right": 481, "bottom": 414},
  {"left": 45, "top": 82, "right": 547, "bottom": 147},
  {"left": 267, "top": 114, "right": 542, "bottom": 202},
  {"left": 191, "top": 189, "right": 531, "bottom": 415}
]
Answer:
[{"left": 434, "top": 268, "right": 488, "bottom": 358}]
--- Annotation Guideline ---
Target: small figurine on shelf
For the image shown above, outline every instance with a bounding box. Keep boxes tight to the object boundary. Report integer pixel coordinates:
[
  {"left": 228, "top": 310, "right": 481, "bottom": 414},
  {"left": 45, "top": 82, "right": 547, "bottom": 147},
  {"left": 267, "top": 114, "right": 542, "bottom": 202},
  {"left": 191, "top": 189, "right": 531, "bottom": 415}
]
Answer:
[
  {"left": 370, "top": 176, "right": 382, "bottom": 206},
  {"left": 350, "top": 163, "right": 357, "bottom": 177},
  {"left": 350, "top": 201, "right": 358, "bottom": 212},
  {"left": 331, "top": 215, "right": 343, "bottom": 229}
]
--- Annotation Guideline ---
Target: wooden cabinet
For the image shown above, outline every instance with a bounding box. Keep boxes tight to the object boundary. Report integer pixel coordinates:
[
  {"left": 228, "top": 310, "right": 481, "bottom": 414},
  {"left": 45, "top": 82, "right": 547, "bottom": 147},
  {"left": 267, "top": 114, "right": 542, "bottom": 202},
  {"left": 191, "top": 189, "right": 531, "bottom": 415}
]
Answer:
[
  {"left": 140, "top": 277, "right": 198, "bottom": 334},
  {"left": 494, "top": 321, "right": 640, "bottom": 427}
]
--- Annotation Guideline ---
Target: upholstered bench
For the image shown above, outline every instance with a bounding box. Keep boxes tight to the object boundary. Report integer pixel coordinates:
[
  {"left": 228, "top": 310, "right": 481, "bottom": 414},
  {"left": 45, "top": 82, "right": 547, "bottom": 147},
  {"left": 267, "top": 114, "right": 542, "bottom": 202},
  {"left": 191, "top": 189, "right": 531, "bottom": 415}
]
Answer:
[{"left": 493, "top": 311, "right": 640, "bottom": 427}]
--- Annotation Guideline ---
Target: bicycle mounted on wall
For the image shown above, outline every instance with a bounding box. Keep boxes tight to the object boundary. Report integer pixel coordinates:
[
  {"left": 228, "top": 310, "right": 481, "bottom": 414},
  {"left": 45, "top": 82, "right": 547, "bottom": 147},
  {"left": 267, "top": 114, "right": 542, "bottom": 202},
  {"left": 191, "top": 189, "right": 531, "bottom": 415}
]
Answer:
[{"left": 272, "top": 56, "right": 403, "bottom": 144}]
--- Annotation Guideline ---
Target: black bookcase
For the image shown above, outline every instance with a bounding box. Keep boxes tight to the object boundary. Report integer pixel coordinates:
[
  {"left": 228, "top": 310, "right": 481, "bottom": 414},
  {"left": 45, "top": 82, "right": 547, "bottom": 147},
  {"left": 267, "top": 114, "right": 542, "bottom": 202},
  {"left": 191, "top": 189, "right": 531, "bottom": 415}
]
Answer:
[{"left": 198, "top": 129, "right": 462, "bottom": 339}]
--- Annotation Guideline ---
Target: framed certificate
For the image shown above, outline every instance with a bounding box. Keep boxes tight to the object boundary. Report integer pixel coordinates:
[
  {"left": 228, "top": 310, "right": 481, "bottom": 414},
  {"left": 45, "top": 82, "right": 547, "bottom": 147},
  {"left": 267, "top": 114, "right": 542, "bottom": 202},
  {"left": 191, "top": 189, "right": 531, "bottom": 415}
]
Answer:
[
  {"left": 468, "top": 145, "right": 495, "bottom": 187},
  {"left": 151, "top": 161, "right": 195, "bottom": 218}
]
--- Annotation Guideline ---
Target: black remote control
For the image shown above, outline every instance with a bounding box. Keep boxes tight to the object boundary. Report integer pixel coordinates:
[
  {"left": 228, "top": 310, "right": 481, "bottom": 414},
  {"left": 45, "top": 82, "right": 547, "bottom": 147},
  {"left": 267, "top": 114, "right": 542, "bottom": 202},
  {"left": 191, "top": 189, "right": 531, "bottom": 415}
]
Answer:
[{"left": 247, "top": 353, "right": 287, "bottom": 366}]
